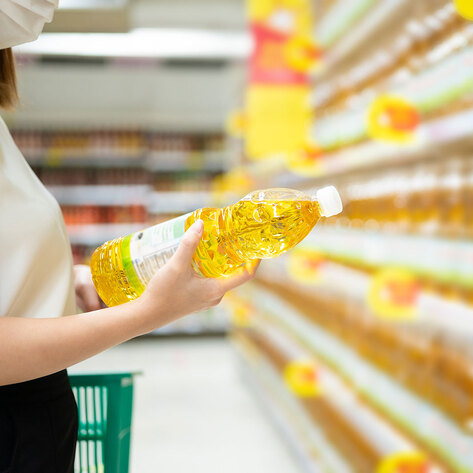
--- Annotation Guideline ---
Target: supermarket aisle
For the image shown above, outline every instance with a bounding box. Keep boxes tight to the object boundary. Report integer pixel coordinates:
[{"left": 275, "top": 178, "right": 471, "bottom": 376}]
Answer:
[{"left": 71, "top": 337, "right": 302, "bottom": 473}]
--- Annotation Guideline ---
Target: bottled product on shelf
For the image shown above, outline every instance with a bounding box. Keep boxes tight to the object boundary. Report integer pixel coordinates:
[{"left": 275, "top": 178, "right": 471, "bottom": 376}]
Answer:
[
  {"left": 257, "top": 263, "right": 473, "bottom": 431},
  {"left": 61, "top": 205, "right": 148, "bottom": 226},
  {"left": 228, "top": 0, "right": 473, "bottom": 471},
  {"left": 33, "top": 167, "right": 150, "bottom": 186},
  {"left": 311, "top": 0, "right": 473, "bottom": 157},
  {"left": 14, "top": 127, "right": 226, "bottom": 253},
  {"left": 328, "top": 152, "right": 473, "bottom": 239},
  {"left": 229, "top": 280, "right": 473, "bottom": 472},
  {"left": 90, "top": 186, "right": 342, "bottom": 307},
  {"left": 234, "top": 328, "right": 440, "bottom": 473},
  {"left": 11, "top": 129, "right": 226, "bottom": 170},
  {"left": 10, "top": 127, "right": 228, "bottom": 335}
]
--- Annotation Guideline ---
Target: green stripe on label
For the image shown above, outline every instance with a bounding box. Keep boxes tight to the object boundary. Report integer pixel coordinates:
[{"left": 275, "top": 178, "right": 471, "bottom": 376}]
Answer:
[{"left": 121, "top": 234, "right": 146, "bottom": 296}]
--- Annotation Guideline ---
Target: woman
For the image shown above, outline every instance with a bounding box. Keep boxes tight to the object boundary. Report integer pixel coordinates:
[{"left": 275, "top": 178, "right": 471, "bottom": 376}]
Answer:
[{"left": 0, "top": 2, "right": 258, "bottom": 472}]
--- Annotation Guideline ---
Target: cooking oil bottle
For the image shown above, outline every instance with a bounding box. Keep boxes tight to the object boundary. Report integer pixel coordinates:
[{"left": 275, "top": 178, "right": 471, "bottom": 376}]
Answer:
[{"left": 91, "top": 186, "right": 342, "bottom": 306}]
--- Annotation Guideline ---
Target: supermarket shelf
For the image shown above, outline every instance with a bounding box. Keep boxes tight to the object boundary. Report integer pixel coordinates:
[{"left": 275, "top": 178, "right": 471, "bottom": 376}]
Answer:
[
  {"left": 276, "top": 108, "right": 473, "bottom": 187},
  {"left": 315, "top": 0, "right": 375, "bottom": 51},
  {"left": 258, "top": 255, "right": 473, "bottom": 348},
  {"left": 61, "top": 190, "right": 215, "bottom": 243},
  {"left": 312, "top": 45, "right": 473, "bottom": 148},
  {"left": 47, "top": 185, "right": 151, "bottom": 206},
  {"left": 26, "top": 151, "right": 226, "bottom": 172},
  {"left": 145, "top": 150, "right": 226, "bottom": 172},
  {"left": 27, "top": 155, "right": 145, "bottom": 168},
  {"left": 305, "top": 226, "right": 473, "bottom": 288},
  {"left": 259, "top": 325, "right": 422, "bottom": 454},
  {"left": 314, "top": 0, "right": 410, "bottom": 80},
  {"left": 236, "top": 283, "right": 473, "bottom": 472},
  {"left": 234, "top": 323, "right": 445, "bottom": 473},
  {"left": 233, "top": 335, "right": 348, "bottom": 473},
  {"left": 148, "top": 191, "right": 213, "bottom": 214},
  {"left": 66, "top": 223, "right": 145, "bottom": 245},
  {"left": 47, "top": 182, "right": 216, "bottom": 213}
]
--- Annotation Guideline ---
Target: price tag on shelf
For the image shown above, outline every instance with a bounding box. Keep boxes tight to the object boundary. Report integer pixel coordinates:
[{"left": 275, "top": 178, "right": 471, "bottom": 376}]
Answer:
[
  {"left": 367, "top": 268, "right": 420, "bottom": 322},
  {"left": 287, "top": 248, "right": 325, "bottom": 284},
  {"left": 283, "top": 360, "right": 321, "bottom": 398},
  {"left": 284, "top": 35, "right": 322, "bottom": 73},
  {"left": 225, "top": 294, "right": 254, "bottom": 328},
  {"left": 367, "top": 95, "right": 420, "bottom": 143},
  {"left": 45, "top": 147, "right": 64, "bottom": 167},
  {"left": 285, "top": 144, "right": 325, "bottom": 177},
  {"left": 454, "top": 0, "right": 473, "bottom": 20},
  {"left": 376, "top": 452, "right": 431, "bottom": 473}
]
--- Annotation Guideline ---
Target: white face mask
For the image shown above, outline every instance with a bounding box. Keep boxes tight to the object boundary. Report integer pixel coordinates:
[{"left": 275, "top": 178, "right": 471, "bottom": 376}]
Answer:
[{"left": 0, "top": 0, "right": 58, "bottom": 50}]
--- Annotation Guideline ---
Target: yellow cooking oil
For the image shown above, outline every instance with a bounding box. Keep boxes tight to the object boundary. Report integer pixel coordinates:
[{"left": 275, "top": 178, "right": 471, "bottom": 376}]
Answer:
[{"left": 91, "top": 186, "right": 342, "bottom": 306}]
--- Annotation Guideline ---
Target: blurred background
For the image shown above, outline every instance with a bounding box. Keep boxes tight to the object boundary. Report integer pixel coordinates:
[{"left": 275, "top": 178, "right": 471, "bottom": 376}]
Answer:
[{"left": 3, "top": 0, "right": 473, "bottom": 472}]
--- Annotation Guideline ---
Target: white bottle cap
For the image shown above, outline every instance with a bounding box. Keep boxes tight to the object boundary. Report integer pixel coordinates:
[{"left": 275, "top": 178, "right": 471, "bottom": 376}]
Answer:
[{"left": 316, "top": 186, "right": 343, "bottom": 217}]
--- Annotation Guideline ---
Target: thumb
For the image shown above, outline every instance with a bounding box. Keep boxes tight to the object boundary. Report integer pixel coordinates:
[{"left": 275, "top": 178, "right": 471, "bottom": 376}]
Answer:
[{"left": 172, "top": 220, "right": 204, "bottom": 269}]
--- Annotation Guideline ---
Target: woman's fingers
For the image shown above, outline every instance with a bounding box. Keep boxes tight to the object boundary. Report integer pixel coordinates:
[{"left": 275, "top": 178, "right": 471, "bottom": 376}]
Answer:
[
  {"left": 245, "top": 259, "right": 261, "bottom": 273},
  {"left": 76, "top": 294, "right": 86, "bottom": 312},
  {"left": 74, "top": 264, "right": 102, "bottom": 312},
  {"left": 217, "top": 260, "right": 260, "bottom": 293},
  {"left": 78, "top": 284, "right": 101, "bottom": 312},
  {"left": 172, "top": 220, "right": 204, "bottom": 270}
]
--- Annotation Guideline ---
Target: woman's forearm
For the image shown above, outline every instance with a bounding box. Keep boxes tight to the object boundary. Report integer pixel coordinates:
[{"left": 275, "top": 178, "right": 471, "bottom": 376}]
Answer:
[{"left": 0, "top": 298, "right": 154, "bottom": 386}]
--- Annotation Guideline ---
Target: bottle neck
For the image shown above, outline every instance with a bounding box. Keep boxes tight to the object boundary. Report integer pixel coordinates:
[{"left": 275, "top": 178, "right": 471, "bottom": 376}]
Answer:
[{"left": 309, "top": 196, "right": 323, "bottom": 220}]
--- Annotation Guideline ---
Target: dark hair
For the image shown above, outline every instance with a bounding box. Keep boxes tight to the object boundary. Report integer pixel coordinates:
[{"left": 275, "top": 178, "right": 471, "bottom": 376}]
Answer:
[{"left": 0, "top": 48, "right": 18, "bottom": 109}]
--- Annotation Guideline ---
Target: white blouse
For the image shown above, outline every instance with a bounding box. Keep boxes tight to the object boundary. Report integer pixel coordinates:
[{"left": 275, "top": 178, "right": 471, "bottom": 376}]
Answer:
[{"left": 0, "top": 116, "right": 76, "bottom": 317}]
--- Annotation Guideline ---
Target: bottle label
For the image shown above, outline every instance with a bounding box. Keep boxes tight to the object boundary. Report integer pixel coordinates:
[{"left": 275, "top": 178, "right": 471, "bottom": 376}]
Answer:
[{"left": 129, "top": 213, "right": 192, "bottom": 286}]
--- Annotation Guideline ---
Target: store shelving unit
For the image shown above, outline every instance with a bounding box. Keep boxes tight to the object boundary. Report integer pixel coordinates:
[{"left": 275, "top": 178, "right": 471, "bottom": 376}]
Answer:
[
  {"left": 313, "top": 0, "right": 411, "bottom": 81},
  {"left": 47, "top": 185, "right": 151, "bottom": 206},
  {"left": 228, "top": 0, "right": 473, "bottom": 471},
  {"left": 228, "top": 278, "right": 472, "bottom": 472},
  {"left": 304, "top": 227, "right": 473, "bottom": 288},
  {"left": 277, "top": 106, "right": 473, "bottom": 187},
  {"left": 12, "top": 128, "right": 228, "bottom": 335},
  {"left": 148, "top": 191, "right": 213, "bottom": 214},
  {"left": 234, "top": 333, "right": 356, "bottom": 473},
  {"left": 228, "top": 283, "right": 457, "bottom": 472}
]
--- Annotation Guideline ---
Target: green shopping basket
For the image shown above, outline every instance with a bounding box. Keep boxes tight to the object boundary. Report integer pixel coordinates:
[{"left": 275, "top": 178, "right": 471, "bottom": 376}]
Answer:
[{"left": 69, "top": 373, "right": 139, "bottom": 473}]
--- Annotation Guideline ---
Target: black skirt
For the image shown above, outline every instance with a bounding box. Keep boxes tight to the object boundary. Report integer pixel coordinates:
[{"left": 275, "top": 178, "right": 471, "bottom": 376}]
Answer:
[{"left": 0, "top": 370, "right": 78, "bottom": 473}]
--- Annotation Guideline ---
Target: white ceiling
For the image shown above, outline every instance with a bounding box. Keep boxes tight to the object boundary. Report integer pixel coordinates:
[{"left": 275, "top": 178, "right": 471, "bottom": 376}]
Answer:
[
  {"left": 4, "top": 60, "right": 247, "bottom": 131},
  {"left": 4, "top": 0, "right": 336, "bottom": 132},
  {"left": 131, "top": 0, "right": 246, "bottom": 30},
  {"left": 5, "top": 0, "right": 249, "bottom": 131}
]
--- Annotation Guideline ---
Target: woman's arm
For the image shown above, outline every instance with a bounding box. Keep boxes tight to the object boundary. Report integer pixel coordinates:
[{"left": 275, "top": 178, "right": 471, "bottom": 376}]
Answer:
[
  {"left": 0, "top": 297, "right": 148, "bottom": 385},
  {"left": 0, "top": 220, "right": 258, "bottom": 385}
]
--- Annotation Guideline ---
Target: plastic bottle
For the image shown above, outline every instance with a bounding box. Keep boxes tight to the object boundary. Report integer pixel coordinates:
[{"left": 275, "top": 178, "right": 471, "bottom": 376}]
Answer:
[{"left": 91, "top": 186, "right": 342, "bottom": 306}]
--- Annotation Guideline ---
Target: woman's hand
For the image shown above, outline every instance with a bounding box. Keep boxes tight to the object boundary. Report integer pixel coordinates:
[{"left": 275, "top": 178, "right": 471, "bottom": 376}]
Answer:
[
  {"left": 136, "top": 220, "right": 259, "bottom": 332},
  {"left": 0, "top": 220, "right": 259, "bottom": 385},
  {"left": 73, "top": 264, "right": 101, "bottom": 312}
]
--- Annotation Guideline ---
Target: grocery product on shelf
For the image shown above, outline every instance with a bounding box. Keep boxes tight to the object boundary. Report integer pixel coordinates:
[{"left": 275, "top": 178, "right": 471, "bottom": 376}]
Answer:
[
  {"left": 234, "top": 329, "right": 440, "bottom": 473},
  {"left": 62, "top": 205, "right": 148, "bottom": 226},
  {"left": 228, "top": 282, "right": 465, "bottom": 472},
  {"left": 225, "top": 0, "right": 473, "bottom": 471},
  {"left": 11, "top": 128, "right": 228, "bottom": 335},
  {"left": 258, "top": 261, "right": 473, "bottom": 430},
  {"left": 90, "top": 186, "right": 342, "bottom": 307},
  {"left": 12, "top": 129, "right": 225, "bottom": 169},
  {"left": 309, "top": 0, "right": 473, "bottom": 157}
]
